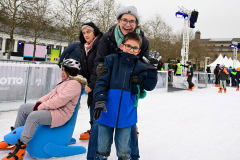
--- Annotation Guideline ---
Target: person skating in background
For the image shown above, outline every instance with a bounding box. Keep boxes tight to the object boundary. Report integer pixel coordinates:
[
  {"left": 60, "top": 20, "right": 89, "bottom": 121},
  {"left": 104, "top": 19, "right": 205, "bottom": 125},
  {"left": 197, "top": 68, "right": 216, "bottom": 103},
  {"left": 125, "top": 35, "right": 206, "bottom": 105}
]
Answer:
[
  {"left": 0, "top": 59, "right": 87, "bottom": 160},
  {"left": 78, "top": 22, "right": 103, "bottom": 140},
  {"left": 58, "top": 41, "right": 81, "bottom": 67},
  {"left": 218, "top": 64, "right": 229, "bottom": 93},
  {"left": 235, "top": 67, "right": 240, "bottom": 91},
  {"left": 225, "top": 67, "right": 230, "bottom": 86},
  {"left": 174, "top": 60, "right": 182, "bottom": 76},
  {"left": 231, "top": 68, "right": 237, "bottom": 87},
  {"left": 206, "top": 65, "right": 211, "bottom": 83},
  {"left": 227, "top": 66, "right": 232, "bottom": 86},
  {"left": 214, "top": 64, "right": 220, "bottom": 87},
  {"left": 92, "top": 32, "right": 158, "bottom": 159},
  {"left": 182, "top": 60, "right": 196, "bottom": 91}
]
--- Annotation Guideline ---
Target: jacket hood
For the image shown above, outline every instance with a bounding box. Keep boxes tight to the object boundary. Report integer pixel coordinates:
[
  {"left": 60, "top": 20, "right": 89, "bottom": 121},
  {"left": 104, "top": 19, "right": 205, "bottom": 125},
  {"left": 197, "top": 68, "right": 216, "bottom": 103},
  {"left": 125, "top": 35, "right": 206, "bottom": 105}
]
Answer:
[{"left": 70, "top": 75, "right": 88, "bottom": 85}]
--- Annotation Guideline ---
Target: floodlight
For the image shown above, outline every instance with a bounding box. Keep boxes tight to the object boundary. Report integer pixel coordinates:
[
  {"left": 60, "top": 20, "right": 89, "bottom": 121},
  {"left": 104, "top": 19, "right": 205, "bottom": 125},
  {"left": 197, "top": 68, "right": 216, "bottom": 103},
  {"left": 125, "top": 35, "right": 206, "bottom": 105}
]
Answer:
[
  {"left": 190, "top": 10, "right": 199, "bottom": 23},
  {"left": 190, "top": 21, "right": 195, "bottom": 28},
  {"left": 176, "top": 11, "right": 184, "bottom": 18},
  {"left": 184, "top": 14, "right": 189, "bottom": 20}
]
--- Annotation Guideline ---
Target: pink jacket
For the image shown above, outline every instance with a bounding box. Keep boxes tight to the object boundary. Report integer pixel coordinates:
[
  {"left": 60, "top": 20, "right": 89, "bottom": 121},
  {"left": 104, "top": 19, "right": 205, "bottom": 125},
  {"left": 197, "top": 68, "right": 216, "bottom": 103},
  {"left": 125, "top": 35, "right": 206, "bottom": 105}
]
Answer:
[{"left": 38, "top": 75, "right": 87, "bottom": 128}]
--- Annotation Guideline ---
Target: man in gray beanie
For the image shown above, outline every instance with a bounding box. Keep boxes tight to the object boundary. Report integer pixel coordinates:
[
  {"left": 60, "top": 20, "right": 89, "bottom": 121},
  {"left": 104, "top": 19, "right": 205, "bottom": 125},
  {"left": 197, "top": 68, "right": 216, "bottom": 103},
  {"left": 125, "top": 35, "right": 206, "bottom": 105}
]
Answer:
[{"left": 87, "top": 6, "right": 150, "bottom": 160}]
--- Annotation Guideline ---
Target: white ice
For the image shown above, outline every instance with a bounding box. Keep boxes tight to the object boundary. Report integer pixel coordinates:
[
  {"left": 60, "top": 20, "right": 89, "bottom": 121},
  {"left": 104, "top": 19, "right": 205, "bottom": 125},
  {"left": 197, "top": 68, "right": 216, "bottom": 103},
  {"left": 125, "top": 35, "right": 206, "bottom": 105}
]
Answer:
[{"left": 1, "top": 86, "right": 240, "bottom": 160}]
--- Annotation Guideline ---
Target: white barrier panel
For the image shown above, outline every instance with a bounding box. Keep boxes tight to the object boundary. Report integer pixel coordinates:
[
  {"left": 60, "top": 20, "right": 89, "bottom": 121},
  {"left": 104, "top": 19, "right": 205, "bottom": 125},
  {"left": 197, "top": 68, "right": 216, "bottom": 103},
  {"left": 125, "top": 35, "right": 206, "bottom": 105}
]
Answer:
[
  {"left": 155, "top": 71, "right": 168, "bottom": 92},
  {"left": 0, "top": 64, "right": 28, "bottom": 101},
  {"left": 172, "top": 73, "right": 198, "bottom": 89},
  {"left": 0, "top": 63, "right": 61, "bottom": 103},
  {"left": 208, "top": 73, "right": 216, "bottom": 84},
  {"left": 198, "top": 72, "right": 208, "bottom": 88}
]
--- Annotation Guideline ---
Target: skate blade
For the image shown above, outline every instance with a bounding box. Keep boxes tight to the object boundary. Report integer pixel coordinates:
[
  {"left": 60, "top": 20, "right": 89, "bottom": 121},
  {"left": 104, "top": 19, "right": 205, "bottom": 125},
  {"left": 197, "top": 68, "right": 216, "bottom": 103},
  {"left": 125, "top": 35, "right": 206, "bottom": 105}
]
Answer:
[{"left": 0, "top": 145, "right": 16, "bottom": 150}]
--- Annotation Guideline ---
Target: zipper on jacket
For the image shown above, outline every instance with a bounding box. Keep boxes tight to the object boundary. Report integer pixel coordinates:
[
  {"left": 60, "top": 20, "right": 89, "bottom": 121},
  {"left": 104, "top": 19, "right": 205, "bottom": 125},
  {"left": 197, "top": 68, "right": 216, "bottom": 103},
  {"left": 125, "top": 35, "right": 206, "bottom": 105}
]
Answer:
[{"left": 116, "top": 63, "right": 128, "bottom": 128}]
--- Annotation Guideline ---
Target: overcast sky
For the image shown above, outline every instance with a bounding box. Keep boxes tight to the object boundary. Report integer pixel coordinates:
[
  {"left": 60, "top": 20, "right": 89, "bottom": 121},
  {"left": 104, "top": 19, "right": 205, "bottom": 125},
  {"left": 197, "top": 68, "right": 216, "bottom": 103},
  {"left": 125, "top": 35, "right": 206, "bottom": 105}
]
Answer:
[{"left": 115, "top": 0, "right": 240, "bottom": 39}]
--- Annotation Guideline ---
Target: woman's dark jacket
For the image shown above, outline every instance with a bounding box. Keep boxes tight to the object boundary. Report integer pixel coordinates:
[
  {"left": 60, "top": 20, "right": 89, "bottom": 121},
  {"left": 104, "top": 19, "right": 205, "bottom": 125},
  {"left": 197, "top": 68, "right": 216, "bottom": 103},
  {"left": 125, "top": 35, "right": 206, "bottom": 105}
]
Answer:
[
  {"left": 59, "top": 41, "right": 81, "bottom": 63},
  {"left": 79, "top": 33, "right": 103, "bottom": 106}
]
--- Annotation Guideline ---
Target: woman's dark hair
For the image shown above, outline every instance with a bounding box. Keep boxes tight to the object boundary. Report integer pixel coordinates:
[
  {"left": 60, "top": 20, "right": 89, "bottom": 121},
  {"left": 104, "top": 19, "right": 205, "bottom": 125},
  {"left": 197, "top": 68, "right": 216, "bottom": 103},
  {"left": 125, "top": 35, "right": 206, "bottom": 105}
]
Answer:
[
  {"left": 63, "top": 66, "right": 79, "bottom": 77},
  {"left": 79, "top": 22, "right": 100, "bottom": 43}
]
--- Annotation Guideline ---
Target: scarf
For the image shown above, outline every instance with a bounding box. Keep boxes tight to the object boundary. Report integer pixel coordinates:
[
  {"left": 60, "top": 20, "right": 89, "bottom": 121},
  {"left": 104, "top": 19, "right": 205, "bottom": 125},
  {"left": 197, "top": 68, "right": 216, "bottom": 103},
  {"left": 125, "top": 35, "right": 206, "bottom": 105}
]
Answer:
[
  {"left": 84, "top": 36, "right": 98, "bottom": 55},
  {"left": 114, "top": 25, "right": 141, "bottom": 48}
]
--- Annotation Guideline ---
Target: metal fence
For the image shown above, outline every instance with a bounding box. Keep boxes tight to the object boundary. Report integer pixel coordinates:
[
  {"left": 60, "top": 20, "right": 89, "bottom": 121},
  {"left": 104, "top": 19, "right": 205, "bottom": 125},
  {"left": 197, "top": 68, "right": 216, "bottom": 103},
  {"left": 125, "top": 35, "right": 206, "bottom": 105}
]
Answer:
[
  {"left": 155, "top": 71, "right": 168, "bottom": 92},
  {"left": 197, "top": 72, "right": 215, "bottom": 88},
  {"left": 0, "top": 64, "right": 169, "bottom": 111},
  {"left": 0, "top": 59, "right": 58, "bottom": 65},
  {"left": 0, "top": 63, "right": 61, "bottom": 111}
]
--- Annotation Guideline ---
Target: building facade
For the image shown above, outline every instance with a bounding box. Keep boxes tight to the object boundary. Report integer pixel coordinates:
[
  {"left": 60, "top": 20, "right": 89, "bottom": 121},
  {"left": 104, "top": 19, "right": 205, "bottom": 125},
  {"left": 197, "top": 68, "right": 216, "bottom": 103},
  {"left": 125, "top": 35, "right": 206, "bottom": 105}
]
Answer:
[
  {"left": 195, "top": 31, "right": 240, "bottom": 65},
  {"left": 0, "top": 29, "right": 69, "bottom": 61}
]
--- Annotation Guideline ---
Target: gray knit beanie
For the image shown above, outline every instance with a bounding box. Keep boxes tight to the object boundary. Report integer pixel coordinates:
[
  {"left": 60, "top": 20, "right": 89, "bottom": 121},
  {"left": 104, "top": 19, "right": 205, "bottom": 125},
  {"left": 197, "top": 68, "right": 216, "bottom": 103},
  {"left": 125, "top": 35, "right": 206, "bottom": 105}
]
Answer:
[{"left": 116, "top": 6, "right": 140, "bottom": 23}]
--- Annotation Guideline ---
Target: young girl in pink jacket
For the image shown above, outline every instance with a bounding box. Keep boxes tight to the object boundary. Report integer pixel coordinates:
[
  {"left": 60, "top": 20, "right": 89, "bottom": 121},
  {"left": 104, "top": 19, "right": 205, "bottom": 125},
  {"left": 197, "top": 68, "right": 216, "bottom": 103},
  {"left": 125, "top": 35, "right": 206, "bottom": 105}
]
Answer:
[{"left": 1, "top": 59, "right": 87, "bottom": 160}]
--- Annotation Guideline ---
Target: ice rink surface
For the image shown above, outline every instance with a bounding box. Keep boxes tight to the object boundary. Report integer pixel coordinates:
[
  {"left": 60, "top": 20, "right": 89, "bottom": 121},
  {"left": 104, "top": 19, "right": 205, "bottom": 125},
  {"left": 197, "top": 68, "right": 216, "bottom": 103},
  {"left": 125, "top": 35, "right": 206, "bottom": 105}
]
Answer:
[{"left": 1, "top": 85, "right": 240, "bottom": 160}]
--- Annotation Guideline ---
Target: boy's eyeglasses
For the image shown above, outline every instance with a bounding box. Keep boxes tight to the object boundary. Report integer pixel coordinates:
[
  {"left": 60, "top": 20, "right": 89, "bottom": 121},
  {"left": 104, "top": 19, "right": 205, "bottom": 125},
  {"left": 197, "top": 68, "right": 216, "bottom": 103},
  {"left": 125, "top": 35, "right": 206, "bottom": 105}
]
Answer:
[
  {"left": 121, "top": 18, "right": 136, "bottom": 26},
  {"left": 123, "top": 44, "right": 140, "bottom": 53}
]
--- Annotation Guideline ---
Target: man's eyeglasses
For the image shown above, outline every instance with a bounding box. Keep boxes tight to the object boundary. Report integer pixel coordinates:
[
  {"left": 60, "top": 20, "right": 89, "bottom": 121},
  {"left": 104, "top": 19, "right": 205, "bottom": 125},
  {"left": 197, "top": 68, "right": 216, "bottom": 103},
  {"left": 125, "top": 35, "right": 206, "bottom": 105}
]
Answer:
[
  {"left": 121, "top": 18, "right": 136, "bottom": 26},
  {"left": 123, "top": 44, "right": 140, "bottom": 53}
]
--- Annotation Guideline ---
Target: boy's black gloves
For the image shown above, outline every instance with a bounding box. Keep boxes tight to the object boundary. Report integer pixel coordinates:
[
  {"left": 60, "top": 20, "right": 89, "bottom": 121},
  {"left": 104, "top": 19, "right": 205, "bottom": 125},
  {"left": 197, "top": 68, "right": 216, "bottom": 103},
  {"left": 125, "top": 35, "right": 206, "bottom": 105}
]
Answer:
[
  {"left": 142, "top": 55, "right": 162, "bottom": 70},
  {"left": 96, "top": 63, "right": 108, "bottom": 78},
  {"left": 92, "top": 101, "right": 107, "bottom": 120}
]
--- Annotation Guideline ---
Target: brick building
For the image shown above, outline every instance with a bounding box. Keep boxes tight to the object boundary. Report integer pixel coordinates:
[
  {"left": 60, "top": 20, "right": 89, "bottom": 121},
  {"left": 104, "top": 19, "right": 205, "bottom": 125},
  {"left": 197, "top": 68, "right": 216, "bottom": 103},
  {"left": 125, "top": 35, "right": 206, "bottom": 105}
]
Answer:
[{"left": 195, "top": 31, "right": 240, "bottom": 64}]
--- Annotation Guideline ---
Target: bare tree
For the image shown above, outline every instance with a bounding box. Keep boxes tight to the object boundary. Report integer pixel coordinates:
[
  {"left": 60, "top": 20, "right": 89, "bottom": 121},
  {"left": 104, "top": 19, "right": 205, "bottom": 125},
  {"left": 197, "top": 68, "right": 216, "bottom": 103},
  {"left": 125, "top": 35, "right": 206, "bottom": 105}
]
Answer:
[
  {"left": 142, "top": 14, "right": 174, "bottom": 61},
  {"left": 22, "top": 0, "right": 54, "bottom": 61},
  {"left": 93, "top": 0, "right": 120, "bottom": 33},
  {"left": 54, "top": 0, "right": 95, "bottom": 44},
  {"left": 188, "top": 31, "right": 208, "bottom": 70},
  {"left": 0, "top": 0, "right": 28, "bottom": 59}
]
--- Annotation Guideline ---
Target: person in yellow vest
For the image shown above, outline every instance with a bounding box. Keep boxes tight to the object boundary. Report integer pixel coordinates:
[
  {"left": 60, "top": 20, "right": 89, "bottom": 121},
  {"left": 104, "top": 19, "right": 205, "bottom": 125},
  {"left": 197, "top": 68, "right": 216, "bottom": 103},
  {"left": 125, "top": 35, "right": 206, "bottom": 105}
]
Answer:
[{"left": 174, "top": 60, "right": 182, "bottom": 76}]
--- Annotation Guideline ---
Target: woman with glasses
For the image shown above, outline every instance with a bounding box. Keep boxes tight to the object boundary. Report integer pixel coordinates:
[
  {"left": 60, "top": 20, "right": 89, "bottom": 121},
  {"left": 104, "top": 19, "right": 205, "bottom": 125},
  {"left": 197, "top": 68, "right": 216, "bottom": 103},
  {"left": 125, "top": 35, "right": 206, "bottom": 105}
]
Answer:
[{"left": 87, "top": 6, "right": 150, "bottom": 160}]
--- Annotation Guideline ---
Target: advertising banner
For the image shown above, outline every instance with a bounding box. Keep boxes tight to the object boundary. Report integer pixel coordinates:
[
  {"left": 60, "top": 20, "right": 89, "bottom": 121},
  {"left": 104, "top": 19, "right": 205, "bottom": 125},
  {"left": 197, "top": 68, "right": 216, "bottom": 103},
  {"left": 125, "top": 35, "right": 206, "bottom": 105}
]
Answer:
[
  {"left": 50, "top": 49, "right": 60, "bottom": 63},
  {"left": 23, "top": 44, "right": 47, "bottom": 59},
  {"left": 0, "top": 65, "right": 28, "bottom": 101},
  {"left": 0, "top": 64, "right": 61, "bottom": 102}
]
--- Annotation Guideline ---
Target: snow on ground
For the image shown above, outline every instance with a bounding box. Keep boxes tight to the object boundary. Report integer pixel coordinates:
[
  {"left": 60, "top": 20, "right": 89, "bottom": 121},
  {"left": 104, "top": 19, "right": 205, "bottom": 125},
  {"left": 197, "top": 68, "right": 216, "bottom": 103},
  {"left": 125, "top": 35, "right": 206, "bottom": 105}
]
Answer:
[{"left": 1, "top": 85, "right": 240, "bottom": 160}]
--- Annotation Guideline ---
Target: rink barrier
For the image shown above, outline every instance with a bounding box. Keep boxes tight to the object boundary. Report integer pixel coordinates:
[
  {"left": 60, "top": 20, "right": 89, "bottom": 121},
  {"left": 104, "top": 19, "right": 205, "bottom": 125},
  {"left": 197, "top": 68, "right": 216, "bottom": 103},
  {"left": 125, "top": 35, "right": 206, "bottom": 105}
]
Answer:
[
  {"left": 0, "top": 64, "right": 168, "bottom": 111},
  {"left": 0, "top": 63, "right": 61, "bottom": 103},
  {"left": 172, "top": 73, "right": 198, "bottom": 89},
  {"left": 156, "top": 71, "right": 168, "bottom": 92},
  {"left": 198, "top": 72, "right": 215, "bottom": 88}
]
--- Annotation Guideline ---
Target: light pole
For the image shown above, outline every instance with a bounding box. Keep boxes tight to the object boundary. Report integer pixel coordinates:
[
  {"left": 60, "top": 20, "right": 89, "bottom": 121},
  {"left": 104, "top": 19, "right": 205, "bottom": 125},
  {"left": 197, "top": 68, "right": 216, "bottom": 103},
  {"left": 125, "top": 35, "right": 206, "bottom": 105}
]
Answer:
[
  {"left": 230, "top": 41, "right": 239, "bottom": 68},
  {"left": 176, "top": 7, "right": 198, "bottom": 76}
]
